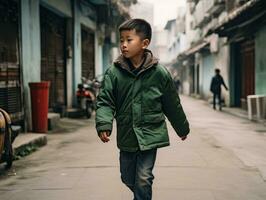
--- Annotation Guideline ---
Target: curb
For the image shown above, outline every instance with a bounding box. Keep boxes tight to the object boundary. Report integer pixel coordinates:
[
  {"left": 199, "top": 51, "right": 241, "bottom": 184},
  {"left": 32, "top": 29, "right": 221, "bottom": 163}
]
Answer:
[{"left": 13, "top": 133, "right": 47, "bottom": 156}]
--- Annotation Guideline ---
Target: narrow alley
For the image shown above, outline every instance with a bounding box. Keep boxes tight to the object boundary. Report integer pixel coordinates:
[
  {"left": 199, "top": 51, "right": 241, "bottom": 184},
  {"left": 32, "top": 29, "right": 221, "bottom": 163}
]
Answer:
[
  {"left": 1, "top": 96, "right": 266, "bottom": 200},
  {"left": 1, "top": 1, "right": 266, "bottom": 199}
]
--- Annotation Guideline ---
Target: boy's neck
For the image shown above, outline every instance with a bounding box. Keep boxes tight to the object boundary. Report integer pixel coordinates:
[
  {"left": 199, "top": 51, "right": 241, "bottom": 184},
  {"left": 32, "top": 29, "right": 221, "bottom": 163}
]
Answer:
[{"left": 129, "top": 52, "right": 145, "bottom": 69}]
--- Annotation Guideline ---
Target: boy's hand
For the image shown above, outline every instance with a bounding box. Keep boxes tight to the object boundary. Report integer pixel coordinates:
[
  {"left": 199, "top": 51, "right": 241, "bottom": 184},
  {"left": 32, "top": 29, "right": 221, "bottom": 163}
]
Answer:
[
  {"left": 181, "top": 136, "right": 187, "bottom": 141},
  {"left": 99, "top": 131, "right": 111, "bottom": 143}
]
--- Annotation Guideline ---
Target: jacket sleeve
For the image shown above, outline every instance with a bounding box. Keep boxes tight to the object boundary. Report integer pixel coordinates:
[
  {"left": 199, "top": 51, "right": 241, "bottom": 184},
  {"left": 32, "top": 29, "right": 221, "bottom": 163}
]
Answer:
[
  {"left": 161, "top": 72, "right": 190, "bottom": 138},
  {"left": 221, "top": 77, "right": 228, "bottom": 90},
  {"left": 95, "top": 70, "right": 116, "bottom": 135}
]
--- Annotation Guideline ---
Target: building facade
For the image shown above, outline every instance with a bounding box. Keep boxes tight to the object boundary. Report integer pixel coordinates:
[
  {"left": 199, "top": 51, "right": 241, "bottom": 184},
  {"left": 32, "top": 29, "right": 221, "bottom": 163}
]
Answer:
[
  {"left": 180, "top": 0, "right": 230, "bottom": 100},
  {"left": 214, "top": 0, "right": 266, "bottom": 109},
  {"left": 0, "top": 0, "right": 132, "bottom": 131},
  {"left": 153, "top": 27, "right": 168, "bottom": 64},
  {"left": 174, "top": 0, "right": 266, "bottom": 115}
]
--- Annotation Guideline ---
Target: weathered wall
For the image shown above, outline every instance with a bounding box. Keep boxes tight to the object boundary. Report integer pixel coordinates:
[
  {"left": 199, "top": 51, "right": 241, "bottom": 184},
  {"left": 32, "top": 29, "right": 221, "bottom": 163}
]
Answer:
[
  {"left": 21, "top": 0, "right": 41, "bottom": 130},
  {"left": 102, "top": 42, "right": 110, "bottom": 74},
  {"left": 72, "top": 1, "right": 97, "bottom": 105},
  {"left": 41, "top": 0, "right": 72, "bottom": 17},
  {"left": 200, "top": 52, "right": 214, "bottom": 99},
  {"left": 214, "top": 39, "right": 230, "bottom": 105},
  {"left": 255, "top": 25, "right": 266, "bottom": 95}
]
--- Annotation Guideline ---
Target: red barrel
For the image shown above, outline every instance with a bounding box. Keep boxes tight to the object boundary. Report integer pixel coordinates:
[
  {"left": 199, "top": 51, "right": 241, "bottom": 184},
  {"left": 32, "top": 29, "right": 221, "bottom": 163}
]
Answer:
[{"left": 29, "top": 82, "right": 50, "bottom": 133}]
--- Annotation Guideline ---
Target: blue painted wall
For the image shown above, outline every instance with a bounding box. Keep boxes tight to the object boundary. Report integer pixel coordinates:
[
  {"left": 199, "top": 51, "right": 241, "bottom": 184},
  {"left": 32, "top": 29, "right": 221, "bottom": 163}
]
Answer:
[
  {"left": 20, "top": 0, "right": 101, "bottom": 129},
  {"left": 102, "top": 42, "right": 111, "bottom": 73},
  {"left": 21, "top": 0, "right": 41, "bottom": 84},
  {"left": 255, "top": 25, "right": 266, "bottom": 95},
  {"left": 21, "top": 0, "right": 41, "bottom": 129},
  {"left": 72, "top": 1, "right": 96, "bottom": 105}
]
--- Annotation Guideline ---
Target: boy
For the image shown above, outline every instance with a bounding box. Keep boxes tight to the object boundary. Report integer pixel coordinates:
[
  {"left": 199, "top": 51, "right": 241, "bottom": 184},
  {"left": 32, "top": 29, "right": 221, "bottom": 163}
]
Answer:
[{"left": 96, "top": 19, "right": 190, "bottom": 200}]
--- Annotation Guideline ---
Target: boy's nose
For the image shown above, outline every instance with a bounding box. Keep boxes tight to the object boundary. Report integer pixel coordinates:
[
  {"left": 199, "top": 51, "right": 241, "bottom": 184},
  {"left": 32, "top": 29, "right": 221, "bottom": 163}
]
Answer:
[{"left": 122, "top": 43, "right": 127, "bottom": 49}]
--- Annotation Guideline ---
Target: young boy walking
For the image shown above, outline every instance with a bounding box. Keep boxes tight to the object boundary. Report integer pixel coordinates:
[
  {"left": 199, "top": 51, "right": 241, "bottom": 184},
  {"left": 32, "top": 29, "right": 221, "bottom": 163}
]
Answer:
[{"left": 95, "top": 19, "right": 190, "bottom": 200}]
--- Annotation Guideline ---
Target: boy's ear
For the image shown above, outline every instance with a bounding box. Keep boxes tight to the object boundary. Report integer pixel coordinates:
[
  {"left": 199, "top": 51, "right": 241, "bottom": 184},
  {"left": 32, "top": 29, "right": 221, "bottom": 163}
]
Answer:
[{"left": 142, "top": 39, "right": 150, "bottom": 49}]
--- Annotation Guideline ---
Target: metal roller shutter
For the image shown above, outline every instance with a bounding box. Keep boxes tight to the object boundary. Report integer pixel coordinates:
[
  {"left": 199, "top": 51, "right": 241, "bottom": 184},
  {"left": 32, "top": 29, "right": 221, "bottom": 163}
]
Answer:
[
  {"left": 40, "top": 6, "right": 66, "bottom": 108},
  {"left": 81, "top": 26, "right": 95, "bottom": 80},
  {"left": 0, "top": 0, "right": 23, "bottom": 123}
]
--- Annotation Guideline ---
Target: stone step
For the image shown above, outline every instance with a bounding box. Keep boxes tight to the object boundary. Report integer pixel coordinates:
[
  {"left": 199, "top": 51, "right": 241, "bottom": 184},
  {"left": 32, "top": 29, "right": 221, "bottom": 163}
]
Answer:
[
  {"left": 48, "top": 112, "right": 60, "bottom": 131},
  {"left": 65, "top": 108, "right": 85, "bottom": 118}
]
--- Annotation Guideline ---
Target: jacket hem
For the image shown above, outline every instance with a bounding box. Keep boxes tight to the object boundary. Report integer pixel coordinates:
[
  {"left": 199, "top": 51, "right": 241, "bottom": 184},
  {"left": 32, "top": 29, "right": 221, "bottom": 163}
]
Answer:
[
  {"left": 117, "top": 142, "right": 170, "bottom": 152},
  {"left": 139, "top": 142, "right": 170, "bottom": 151}
]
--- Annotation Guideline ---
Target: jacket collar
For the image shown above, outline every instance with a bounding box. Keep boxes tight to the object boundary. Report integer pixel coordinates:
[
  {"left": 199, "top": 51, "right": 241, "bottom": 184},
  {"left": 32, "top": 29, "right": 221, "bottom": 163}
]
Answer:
[{"left": 114, "top": 49, "right": 159, "bottom": 75}]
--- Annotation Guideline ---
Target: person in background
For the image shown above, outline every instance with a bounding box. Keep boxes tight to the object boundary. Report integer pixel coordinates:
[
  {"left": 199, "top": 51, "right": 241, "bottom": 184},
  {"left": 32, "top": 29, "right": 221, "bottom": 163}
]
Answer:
[{"left": 210, "top": 68, "right": 228, "bottom": 110}]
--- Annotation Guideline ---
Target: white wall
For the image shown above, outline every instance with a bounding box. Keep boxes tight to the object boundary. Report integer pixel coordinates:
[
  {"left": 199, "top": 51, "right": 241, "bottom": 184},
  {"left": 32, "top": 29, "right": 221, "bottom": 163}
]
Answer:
[
  {"left": 95, "top": 35, "right": 103, "bottom": 77},
  {"left": 185, "top": 2, "right": 200, "bottom": 49},
  {"left": 213, "top": 38, "right": 230, "bottom": 105},
  {"left": 153, "top": 28, "right": 168, "bottom": 63}
]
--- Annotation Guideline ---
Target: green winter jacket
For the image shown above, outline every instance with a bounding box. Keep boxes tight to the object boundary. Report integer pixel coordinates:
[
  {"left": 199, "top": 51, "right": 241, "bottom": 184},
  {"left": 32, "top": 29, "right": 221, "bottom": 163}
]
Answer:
[{"left": 96, "top": 50, "right": 190, "bottom": 152}]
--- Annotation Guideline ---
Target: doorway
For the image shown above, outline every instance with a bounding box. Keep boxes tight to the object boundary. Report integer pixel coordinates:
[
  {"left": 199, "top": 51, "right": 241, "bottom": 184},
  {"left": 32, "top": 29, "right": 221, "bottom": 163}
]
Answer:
[
  {"left": 40, "top": 6, "right": 66, "bottom": 108},
  {"left": 81, "top": 26, "right": 95, "bottom": 80}
]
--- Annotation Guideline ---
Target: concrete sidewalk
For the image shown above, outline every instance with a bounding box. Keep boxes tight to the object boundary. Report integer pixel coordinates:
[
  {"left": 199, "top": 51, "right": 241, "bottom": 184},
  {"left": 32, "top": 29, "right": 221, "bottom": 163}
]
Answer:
[
  {"left": 10, "top": 112, "right": 60, "bottom": 159},
  {"left": 182, "top": 95, "right": 266, "bottom": 181}
]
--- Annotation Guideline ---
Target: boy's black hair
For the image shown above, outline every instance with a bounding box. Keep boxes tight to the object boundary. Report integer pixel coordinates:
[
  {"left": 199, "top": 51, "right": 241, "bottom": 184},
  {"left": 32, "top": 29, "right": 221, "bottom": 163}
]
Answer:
[{"left": 119, "top": 18, "right": 152, "bottom": 41}]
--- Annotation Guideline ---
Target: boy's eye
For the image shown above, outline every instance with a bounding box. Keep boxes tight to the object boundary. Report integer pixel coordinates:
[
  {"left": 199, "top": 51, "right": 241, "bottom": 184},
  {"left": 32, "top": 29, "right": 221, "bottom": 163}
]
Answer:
[{"left": 127, "top": 39, "right": 132, "bottom": 42}]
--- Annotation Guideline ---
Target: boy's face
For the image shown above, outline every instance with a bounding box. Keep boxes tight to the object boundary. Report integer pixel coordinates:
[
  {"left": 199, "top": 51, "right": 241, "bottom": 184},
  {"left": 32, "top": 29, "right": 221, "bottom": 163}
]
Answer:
[{"left": 120, "top": 29, "right": 149, "bottom": 60}]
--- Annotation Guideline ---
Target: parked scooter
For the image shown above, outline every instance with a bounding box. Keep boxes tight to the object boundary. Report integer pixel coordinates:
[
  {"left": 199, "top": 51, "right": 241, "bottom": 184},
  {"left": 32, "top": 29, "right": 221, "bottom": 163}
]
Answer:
[
  {"left": 76, "top": 76, "right": 101, "bottom": 118},
  {"left": 0, "top": 108, "right": 20, "bottom": 169}
]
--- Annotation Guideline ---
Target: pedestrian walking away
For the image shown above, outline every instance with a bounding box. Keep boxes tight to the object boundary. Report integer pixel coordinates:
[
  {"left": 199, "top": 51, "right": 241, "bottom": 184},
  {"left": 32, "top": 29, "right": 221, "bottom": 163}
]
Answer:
[
  {"left": 210, "top": 68, "right": 228, "bottom": 110},
  {"left": 95, "top": 18, "right": 190, "bottom": 200}
]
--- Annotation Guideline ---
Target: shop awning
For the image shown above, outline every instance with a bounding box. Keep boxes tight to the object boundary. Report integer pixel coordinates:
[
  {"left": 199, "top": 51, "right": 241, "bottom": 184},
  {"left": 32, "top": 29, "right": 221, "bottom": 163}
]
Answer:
[
  {"left": 212, "top": 0, "right": 266, "bottom": 37},
  {"left": 164, "top": 19, "right": 176, "bottom": 30},
  {"left": 184, "top": 41, "right": 209, "bottom": 56}
]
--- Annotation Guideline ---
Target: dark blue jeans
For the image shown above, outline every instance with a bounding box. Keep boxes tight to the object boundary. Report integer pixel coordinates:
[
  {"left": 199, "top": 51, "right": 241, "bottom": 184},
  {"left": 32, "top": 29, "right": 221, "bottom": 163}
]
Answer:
[
  {"left": 213, "top": 92, "right": 222, "bottom": 109},
  {"left": 120, "top": 149, "right": 157, "bottom": 200}
]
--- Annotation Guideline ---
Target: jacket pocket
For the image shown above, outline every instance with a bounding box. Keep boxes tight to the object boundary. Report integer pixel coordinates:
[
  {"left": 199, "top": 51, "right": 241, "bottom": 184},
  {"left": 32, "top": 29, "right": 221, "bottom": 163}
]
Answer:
[{"left": 142, "top": 112, "right": 165, "bottom": 124}]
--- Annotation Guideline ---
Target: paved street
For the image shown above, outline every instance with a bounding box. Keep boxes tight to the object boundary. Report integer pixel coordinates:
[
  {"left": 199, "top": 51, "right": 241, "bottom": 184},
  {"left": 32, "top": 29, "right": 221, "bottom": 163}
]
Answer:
[{"left": 1, "top": 96, "right": 266, "bottom": 200}]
